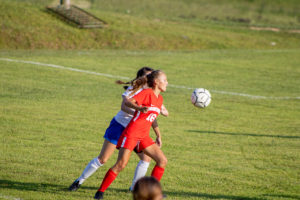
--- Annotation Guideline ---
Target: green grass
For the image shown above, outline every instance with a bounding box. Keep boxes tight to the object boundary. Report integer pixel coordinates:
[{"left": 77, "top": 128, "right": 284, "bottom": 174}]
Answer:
[
  {"left": 91, "top": 0, "right": 300, "bottom": 29},
  {"left": 1, "top": 1, "right": 300, "bottom": 199},
  {"left": 1, "top": 49, "right": 300, "bottom": 200},
  {"left": 0, "top": 0, "right": 300, "bottom": 50}
]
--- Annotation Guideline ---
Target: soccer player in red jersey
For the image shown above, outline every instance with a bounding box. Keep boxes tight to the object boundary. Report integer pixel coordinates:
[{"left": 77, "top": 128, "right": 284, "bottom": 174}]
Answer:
[
  {"left": 94, "top": 70, "right": 168, "bottom": 199},
  {"left": 68, "top": 67, "right": 168, "bottom": 192}
]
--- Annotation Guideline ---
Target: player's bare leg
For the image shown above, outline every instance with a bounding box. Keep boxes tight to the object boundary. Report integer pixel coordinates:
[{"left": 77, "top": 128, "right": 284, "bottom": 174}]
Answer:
[
  {"left": 94, "top": 148, "right": 132, "bottom": 199},
  {"left": 111, "top": 147, "right": 132, "bottom": 173},
  {"left": 143, "top": 144, "right": 167, "bottom": 181},
  {"left": 98, "top": 139, "right": 117, "bottom": 164}
]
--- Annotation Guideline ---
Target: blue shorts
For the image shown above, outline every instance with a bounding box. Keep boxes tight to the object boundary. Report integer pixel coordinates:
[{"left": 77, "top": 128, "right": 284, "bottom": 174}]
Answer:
[{"left": 103, "top": 118, "right": 125, "bottom": 145}]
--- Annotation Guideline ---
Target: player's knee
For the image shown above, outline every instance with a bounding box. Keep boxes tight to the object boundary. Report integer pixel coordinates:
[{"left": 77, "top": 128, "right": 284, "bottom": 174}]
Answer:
[
  {"left": 162, "top": 157, "right": 168, "bottom": 167},
  {"left": 120, "top": 162, "right": 128, "bottom": 170},
  {"left": 98, "top": 156, "right": 108, "bottom": 164},
  {"left": 158, "top": 156, "right": 167, "bottom": 168},
  {"left": 141, "top": 156, "right": 152, "bottom": 163},
  {"left": 114, "top": 162, "right": 127, "bottom": 173}
]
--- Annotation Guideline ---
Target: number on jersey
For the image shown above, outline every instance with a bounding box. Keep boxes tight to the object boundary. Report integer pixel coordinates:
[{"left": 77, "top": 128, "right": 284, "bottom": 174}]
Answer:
[{"left": 146, "top": 113, "right": 157, "bottom": 122}]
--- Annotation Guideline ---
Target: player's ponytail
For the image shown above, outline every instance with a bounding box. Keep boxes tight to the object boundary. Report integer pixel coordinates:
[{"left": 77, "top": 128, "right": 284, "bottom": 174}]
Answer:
[
  {"left": 130, "top": 76, "right": 148, "bottom": 95},
  {"left": 115, "top": 80, "right": 131, "bottom": 90},
  {"left": 116, "top": 66, "right": 154, "bottom": 90}
]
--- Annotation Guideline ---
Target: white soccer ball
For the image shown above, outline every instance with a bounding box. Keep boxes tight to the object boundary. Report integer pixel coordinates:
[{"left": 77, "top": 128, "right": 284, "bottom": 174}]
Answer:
[{"left": 191, "top": 88, "right": 211, "bottom": 108}]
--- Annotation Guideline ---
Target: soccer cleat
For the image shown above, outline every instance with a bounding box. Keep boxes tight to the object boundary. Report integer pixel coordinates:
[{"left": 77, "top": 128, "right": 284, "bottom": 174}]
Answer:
[
  {"left": 68, "top": 180, "right": 81, "bottom": 191},
  {"left": 94, "top": 191, "right": 104, "bottom": 199}
]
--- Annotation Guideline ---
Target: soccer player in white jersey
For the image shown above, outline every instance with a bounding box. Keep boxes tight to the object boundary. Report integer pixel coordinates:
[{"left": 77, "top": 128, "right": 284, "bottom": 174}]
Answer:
[{"left": 69, "top": 67, "right": 168, "bottom": 191}]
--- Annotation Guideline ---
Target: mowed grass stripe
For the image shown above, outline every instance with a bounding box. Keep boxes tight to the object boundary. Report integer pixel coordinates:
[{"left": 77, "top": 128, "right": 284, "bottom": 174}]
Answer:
[{"left": 1, "top": 58, "right": 299, "bottom": 100}]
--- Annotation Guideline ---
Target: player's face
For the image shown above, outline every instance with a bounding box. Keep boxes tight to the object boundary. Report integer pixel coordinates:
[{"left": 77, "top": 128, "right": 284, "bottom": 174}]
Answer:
[{"left": 156, "top": 73, "right": 168, "bottom": 92}]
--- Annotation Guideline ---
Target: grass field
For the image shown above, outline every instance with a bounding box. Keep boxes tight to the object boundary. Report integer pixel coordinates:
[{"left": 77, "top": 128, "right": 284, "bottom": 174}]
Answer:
[
  {"left": 91, "top": 0, "right": 300, "bottom": 28},
  {"left": 1, "top": 49, "right": 299, "bottom": 200},
  {"left": 1, "top": 0, "right": 300, "bottom": 199},
  {"left": 1, "top": 0, "right": 300, "bottom": 50}
]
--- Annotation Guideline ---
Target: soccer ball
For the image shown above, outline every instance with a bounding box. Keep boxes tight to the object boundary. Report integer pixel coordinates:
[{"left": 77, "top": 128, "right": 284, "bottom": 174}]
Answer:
[{"left": 191, "top": 88, "right": 211, "bottom": 108}]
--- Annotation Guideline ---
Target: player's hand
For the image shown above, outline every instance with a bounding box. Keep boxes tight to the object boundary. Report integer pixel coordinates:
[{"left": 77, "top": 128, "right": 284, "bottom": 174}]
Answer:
[
  {"left": 139, "top": 106, "right": 148, "bottom": 113},
  {"left": 156, "top": 137, "right": 162, "bottom": 148},
  {"left": 160, "top": 105, "right": 169, "bottom": 117}
]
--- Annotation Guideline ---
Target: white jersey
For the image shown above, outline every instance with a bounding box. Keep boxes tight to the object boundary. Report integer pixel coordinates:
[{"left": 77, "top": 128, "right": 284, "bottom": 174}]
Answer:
[{"left": 114, "top": 86, "right": 143, "bottom": 127}]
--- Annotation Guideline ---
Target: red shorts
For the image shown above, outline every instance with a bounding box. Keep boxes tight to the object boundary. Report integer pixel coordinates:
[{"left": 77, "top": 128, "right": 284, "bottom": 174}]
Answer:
[{"left": 117, "top": 134, "right": 155, "bottom": 153}]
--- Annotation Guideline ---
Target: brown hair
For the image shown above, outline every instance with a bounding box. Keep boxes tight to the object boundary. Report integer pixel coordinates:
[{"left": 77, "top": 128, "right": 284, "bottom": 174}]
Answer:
[
  {"left": 133, "top": 177, "right": 163, "bottom": 200},
  {"left": 130, "top": 70, "right": 163, "bottom": 95},
  {"left": 116, "top": 67, "right": 154, "bottom": 90}
]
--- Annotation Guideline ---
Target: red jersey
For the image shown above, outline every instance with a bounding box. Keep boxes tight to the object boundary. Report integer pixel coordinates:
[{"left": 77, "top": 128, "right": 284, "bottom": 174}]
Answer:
[{"left": 123, "top": 88, "right": 163, "bottom": 139}]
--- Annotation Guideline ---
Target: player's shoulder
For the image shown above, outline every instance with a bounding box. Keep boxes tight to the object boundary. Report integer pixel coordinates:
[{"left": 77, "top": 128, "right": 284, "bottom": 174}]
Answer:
[
  {"left": 139, "top": 88, "right": 152, "bottom": 95},
  {"left": 143, "top": 88, "right": 153, "bottom": 93},
  {"left": 122, "top": 86, "right": 134, "bottom": 97},
  {"left": 127, "top": 86, "right": 133, "bottom": 91}
]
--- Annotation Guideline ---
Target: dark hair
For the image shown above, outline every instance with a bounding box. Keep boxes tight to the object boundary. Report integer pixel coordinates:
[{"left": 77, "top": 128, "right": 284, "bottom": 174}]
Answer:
[
  {"left": 130, "top": 70, "right": 163, "bottom": 95},
  {"left": 136, "top": 67, "right": 154, "bottom": 80},
  {"left": 116, "top": 67, "right": 154, "bottom": 90},
  {"left": 133, "top": 177, "right": 162, "bottom": 200}
]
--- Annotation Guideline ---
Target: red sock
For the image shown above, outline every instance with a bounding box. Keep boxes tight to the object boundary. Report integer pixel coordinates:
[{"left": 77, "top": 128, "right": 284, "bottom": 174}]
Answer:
[
  {"left": 151, "top": 165, "right": 165, "bottom": 181},
  {"left": 98, "top": 168, "right": 118, "bottom": 192}
]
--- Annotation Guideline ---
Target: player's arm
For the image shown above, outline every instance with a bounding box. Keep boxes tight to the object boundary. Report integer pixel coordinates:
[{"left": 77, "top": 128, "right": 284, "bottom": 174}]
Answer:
[
  {"left": 121, "top": 96, "right": 135, "bottom": 115},
  {"left": 160, "top": 104, "right": 169, "bottom": 117},
  {"left": 125, "top": 97, "right": 148, "bottom": 113},
  {"left": 152, "top": 119, "right": 162, "bottom": 147}
]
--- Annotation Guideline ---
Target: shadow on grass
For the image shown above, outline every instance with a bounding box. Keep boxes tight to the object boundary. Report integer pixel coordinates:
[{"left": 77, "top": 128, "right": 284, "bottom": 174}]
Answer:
[
  {"left": 164, "top": 190, "right": 264, "bottom": 200},
  {"left": 0, "top": 179, "right": 68, "bottom": 193},
  {"left": 262, "top": 194, "right": 300, "bottom": 200},
  {"left": 109, "top": 187, "right": 267, "bottom": 200},
  {"left": 0, "top": 179, "right": 124, "bottom": 194},
  {"left": 187, "top": 130, "right": 300, "bottom": 139},
  {"left": 2, "top": 180, "right": 299, "bottom": 200},
  {"left": 109, "top": 188, "right": 300, "bottom": 200}
]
